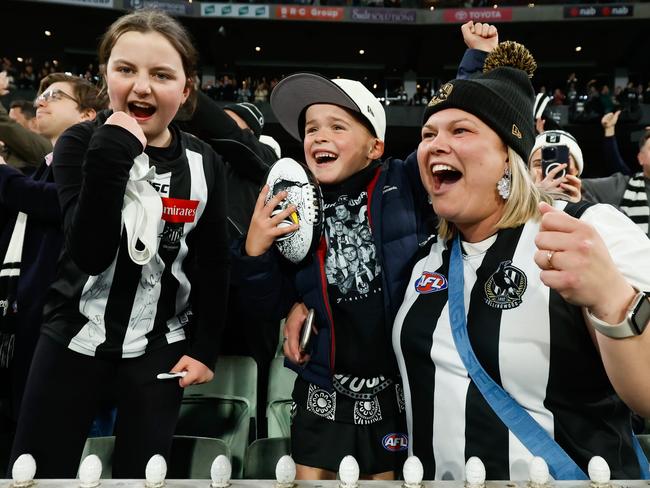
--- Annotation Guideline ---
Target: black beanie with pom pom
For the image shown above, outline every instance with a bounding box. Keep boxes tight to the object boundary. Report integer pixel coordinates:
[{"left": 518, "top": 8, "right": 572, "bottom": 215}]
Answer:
[{"left": 423, "top": 41, "right": 537, "bottom": 163}]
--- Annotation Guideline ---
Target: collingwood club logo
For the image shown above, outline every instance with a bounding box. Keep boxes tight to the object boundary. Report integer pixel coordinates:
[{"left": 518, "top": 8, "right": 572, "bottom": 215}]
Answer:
[
  {"left": 428, "top": 82, "right": 454, "bottom": 107},
  {"left": 484, "top": 260, "right": 527, "bottom": 310}
]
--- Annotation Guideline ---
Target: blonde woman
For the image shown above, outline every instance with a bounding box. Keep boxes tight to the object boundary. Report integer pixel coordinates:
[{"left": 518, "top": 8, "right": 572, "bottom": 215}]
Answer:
[{"left": 393, "top": 43, "right": 650, "bottom": 481}]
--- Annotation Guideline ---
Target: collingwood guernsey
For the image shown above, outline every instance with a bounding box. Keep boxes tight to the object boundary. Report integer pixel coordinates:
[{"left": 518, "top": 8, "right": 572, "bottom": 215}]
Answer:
[
  {"left": 392, "top": 201, "right": 650, "bottom": 480},
  {"left": 42, "top": 117, "right": 229, "bottom": 368}
]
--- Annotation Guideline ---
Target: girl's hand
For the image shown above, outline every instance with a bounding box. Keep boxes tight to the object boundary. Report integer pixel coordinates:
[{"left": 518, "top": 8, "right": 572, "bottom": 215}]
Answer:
[
  {"left": 105, "top": 111, "right": 147, "bottom": 150},
  {"left": 170, "top": 355, "right": 214, "bottom": 388},
  {"left": 244, "top": 184, "right": 299, "bottom": 257},
  {"left": 534, "top": 202, "right": 636, "bottom": 324}
]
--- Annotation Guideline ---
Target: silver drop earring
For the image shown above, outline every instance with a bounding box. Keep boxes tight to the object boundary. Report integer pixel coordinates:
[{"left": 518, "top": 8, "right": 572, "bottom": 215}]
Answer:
[{"left": 497, "top": 166, "right": 511, "bottom": 200}]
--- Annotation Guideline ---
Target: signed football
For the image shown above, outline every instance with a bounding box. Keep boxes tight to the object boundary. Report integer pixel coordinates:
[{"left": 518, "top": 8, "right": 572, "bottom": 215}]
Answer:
[{"left": 264, "top": 158, "right": 324, "bottom": 264}]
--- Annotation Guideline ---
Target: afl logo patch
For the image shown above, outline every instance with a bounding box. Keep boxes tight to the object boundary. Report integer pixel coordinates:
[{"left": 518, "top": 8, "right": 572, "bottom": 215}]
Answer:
[
  {"left": 382, "top": 433, "right": 408, "bottom": 452},
  {"left": 414, "top": 272, "right": 448, "bottom": 294},
  {"left": 484, "top": 260, "right": 527, "bottom": 310}
]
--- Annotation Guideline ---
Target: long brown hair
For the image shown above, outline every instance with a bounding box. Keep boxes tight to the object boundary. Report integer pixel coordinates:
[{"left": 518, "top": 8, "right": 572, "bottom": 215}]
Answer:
[{"left": 97, "top": 9, "right": 198, "bottom": 113}]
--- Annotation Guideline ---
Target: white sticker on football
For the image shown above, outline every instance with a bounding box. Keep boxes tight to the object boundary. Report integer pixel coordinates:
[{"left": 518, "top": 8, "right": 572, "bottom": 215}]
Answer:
[{"left": 264, "top": 158, "right": 324, "bottom": 264}]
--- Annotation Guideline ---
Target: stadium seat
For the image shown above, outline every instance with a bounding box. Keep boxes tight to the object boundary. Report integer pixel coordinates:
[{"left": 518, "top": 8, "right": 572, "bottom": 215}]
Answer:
[
  {"left": 168, "top": 435, "right": 231, "bottom": 479},
  {"left": 80, "top": 436, "right": 114, "bottom": 475},
  {"left": 178, "top": 356, "right": 258, "bottom": 478},
  {"left": 184, "top": 355, "right": 258, "bottom": 429},
  {"left": 275, "top": 319, "right": 286, "bottom": 358},
  {"left": 175, "top": 395, "right": 250, "bottom": 478},
  {"left": 243, "top": 437, "right": 291, "bottom": 479},
  {"left": 266, "top": 357, "right": 297, "bottom": 438},
  {"left": 80, "top": 435, "right": 230, "bottom": 479}
]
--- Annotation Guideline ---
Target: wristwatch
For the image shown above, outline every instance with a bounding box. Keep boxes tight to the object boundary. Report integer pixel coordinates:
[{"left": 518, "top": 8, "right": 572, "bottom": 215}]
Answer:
[{"left": 585, "top": 290, "right": 650, "bottom": 339}]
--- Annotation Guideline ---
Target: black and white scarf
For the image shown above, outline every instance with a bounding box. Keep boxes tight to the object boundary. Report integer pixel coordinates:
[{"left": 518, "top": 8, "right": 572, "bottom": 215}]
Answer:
[
  {"left": 620, "top": 173, "right": 650, "bottom": 236},
  {"left": 0, "top": 212, "right": 27, "bottom": 368}
]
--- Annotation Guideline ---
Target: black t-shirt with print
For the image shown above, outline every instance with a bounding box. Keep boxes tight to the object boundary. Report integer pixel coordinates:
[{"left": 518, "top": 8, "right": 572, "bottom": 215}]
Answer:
[{"left": 321, "top": 161, "right": 395, "bottom": 378}]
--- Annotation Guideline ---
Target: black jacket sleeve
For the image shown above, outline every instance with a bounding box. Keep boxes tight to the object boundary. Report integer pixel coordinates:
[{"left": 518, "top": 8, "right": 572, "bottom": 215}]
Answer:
[
  {"left": 186, "top": 147, "right": 231, "bottom": 367},
  {"left": 180, "top": 91, "right": 276, "bottom": 182},
  {"left": 0, "top": 163, "right": 60, "bottom": 223},
  {"left": 53, "top": 121, "right": 142, "bottom": 275},
  {"left": 603, "top": 135, "right": 633, "bottom": 176}
]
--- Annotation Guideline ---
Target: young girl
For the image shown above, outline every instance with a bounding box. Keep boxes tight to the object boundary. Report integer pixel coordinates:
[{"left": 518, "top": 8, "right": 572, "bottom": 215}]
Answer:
[{"left": 9, "top": 10, "right": 229, "bottom": 478}]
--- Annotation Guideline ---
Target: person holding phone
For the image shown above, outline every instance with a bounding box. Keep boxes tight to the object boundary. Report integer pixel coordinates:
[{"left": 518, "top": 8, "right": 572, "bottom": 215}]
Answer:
[{"left": 528, "top": 130, "right": 583, "bottom": 202}]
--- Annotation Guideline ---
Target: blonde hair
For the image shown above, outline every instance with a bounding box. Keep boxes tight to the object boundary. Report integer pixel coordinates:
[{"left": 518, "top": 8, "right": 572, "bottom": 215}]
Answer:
[{"left": 437, "top": 147, "right": 553, "bottom": 241}]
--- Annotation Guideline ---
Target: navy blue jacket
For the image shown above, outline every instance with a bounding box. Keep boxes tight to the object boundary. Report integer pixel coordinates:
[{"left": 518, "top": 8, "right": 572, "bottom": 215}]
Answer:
[
  {"left": 231, "top": 152, "right": 434, "bottom": 389},
  {"left": 231, "top": 48, "right": 484, "bottom": 388}
]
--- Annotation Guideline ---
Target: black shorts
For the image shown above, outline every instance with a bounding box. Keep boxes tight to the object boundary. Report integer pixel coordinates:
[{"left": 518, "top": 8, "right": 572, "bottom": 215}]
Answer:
[{"left": 290, "top": 403, "right": 408, "bottom": 475}]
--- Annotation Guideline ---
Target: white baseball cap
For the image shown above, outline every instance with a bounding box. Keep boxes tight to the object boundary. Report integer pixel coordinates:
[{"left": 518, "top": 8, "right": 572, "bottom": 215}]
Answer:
[
  {"left": 529, "top": 130, "right": 584, "bottom": 176},
  {"left": 270, "top": 73, "right": 386, "bottom": 142}
]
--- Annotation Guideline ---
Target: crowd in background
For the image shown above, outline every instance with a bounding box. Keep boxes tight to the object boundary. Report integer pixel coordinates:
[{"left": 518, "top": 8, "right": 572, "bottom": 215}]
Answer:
[
  {"left": 5, "top": 55, "right": 649, "bottom": 123},
  {"left": 538, "top": 73, "right": 649, "bottom": 124}
]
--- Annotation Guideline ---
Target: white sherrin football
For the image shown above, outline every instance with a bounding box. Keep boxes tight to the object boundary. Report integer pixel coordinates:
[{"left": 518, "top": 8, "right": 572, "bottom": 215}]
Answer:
[{"left": 264, "top": 157, "right": 324, "bottom": 264}]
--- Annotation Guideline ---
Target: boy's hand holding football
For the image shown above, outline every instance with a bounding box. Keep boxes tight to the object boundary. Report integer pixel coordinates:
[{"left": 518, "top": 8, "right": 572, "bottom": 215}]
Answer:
[{"left": 245, "top": 185, "right": 299, "bottom": 257}]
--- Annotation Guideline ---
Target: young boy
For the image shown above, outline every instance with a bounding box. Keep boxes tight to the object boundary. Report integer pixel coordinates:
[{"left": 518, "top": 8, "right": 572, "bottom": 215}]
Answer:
[
  {"left": 231, "top": 74, "right": 434, "bottom": 480},
  {"left": 231, "top": 21, "right": 500, "bottom": 480}
]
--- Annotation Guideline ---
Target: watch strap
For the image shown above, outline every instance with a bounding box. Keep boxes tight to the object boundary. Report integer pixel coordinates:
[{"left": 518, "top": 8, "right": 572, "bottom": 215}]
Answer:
[{"left": 586, "top": 291, "right": 650, "bottom": 339}]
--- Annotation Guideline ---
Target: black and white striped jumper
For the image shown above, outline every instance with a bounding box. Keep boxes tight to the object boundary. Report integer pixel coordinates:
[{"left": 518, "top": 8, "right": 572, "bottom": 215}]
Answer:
[
  {"left": 393, "top": 201, "right": 650, "bottom": 481},
  {"left": 42, "top": 117, "right": 229, "bottom": 367}
]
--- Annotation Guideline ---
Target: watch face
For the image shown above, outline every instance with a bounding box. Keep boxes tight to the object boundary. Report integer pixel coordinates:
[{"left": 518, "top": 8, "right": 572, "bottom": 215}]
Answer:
[{"left": 632, "top": 295, "right": 650, "bottom": 335}]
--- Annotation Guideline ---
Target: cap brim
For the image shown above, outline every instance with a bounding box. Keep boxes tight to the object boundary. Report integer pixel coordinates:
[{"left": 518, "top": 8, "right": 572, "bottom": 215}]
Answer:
[{"left": 270, "top": 73, "right": 360, "bottom": 141}]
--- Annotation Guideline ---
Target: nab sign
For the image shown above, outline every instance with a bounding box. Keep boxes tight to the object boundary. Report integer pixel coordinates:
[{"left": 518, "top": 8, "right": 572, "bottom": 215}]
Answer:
[{"left": 564, "top": 5, "right": 633, "bottom": 18}]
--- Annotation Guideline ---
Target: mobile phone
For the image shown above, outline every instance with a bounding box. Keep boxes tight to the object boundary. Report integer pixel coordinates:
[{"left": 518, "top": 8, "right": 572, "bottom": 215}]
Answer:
[
  {"left": 541, "top": 145, "right": 569, "bottom": 179},
  {"left": 299, "top": 309, "right": 316, "bottom": 353}
]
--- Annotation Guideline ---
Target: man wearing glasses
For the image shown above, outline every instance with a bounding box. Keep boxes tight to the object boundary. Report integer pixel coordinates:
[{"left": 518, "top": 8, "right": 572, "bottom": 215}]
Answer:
[
  {"left": 0, "top": 74, "right": 106, "bottom": 467},
  {"left": 0, "top": 71, "right": 51, "bottom": 173}
]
